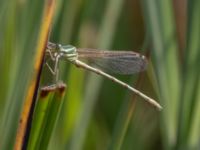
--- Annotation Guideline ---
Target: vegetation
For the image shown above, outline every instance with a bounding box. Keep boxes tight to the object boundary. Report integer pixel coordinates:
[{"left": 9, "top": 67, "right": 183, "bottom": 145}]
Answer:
[{"left": 0, "top": 0, "right": 199, "bottom": 150}]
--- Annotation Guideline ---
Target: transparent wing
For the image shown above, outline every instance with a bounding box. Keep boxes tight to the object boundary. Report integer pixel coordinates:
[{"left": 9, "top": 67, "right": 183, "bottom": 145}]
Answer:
[{"left": 77, "top": 48, "right": 148, "bottom": 74}]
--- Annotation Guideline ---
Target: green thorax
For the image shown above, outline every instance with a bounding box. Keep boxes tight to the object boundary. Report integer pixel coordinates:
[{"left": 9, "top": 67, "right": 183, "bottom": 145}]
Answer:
[{"left": 57, "top": 44, "right": 78, "bottom": 62}]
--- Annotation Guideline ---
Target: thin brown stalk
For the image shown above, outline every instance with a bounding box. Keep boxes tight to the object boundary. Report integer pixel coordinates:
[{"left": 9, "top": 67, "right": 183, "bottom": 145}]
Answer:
[{"left": 14, "top": 0, "right": 56, "bottom": 149}]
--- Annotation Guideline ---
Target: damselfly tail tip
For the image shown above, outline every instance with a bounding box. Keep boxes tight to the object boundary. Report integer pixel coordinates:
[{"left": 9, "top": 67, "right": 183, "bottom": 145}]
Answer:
[{"left": 156, "top": 104, "right": 163, "bottom": 111}]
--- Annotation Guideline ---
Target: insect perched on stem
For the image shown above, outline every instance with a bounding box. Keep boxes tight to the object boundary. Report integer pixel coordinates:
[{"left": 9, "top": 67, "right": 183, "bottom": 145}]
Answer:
[{"left": 45, "top": 42, "right": 162, "bottom": 110}]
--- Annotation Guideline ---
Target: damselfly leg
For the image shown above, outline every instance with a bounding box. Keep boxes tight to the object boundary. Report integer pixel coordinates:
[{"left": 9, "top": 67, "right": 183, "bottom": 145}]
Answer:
[{"left": 45, "top": 46, "right": 61, "bottom": 82}]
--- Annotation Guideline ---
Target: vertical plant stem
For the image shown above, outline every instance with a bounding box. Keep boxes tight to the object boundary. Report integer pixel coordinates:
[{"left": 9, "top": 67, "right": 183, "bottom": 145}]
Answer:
[
  {"left": 177, "top": 0, "right": 200, "bottom": 149},
  {"left": 27, "top": 86, "right": 55, "bottom": 150},
  {"left": 14, "top": 0, "right": 56, "bottom": 149},
  {"left": 142, "top": 0, "right": 180, "bottom": 149},
  {"left": 187, "top": 76, "right": 200, "bottom": 149},
  {"left": 38, "top": 83, "right": 66, "bottom": 150}
]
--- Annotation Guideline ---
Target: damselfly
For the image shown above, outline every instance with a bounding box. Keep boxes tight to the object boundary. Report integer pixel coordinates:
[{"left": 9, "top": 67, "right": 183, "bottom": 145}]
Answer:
[{"left": 45, "top": 42, "right": 162, "bottom": 110}]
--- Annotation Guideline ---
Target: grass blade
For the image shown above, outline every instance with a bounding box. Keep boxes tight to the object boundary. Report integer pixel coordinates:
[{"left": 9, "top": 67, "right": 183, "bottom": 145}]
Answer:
[
  {"left": 38, "top": 83, "right": 66, "bottom": 150},
  {"left": 142, "top": 0, "right": 180, "bottom": 149},
  {"left": 14, "top": 0, "right": 56, "bottom": 149},
  {"left": 177, "top": 0, "right": 200, "bottom": 149},
  {"left": 27, "top": 85, "right": 55, "bottom": 150}
]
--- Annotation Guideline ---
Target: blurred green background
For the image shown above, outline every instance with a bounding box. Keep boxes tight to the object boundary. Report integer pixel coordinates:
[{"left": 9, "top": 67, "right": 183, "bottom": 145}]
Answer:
[{"left": 1, "top": 0, "right": 200, "bottom": 150}]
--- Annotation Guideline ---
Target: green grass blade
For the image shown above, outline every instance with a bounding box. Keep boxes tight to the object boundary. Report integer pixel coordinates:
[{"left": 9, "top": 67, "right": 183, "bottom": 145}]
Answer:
[
  {"left": 0, "top": 0, "right": 47, "bottom": 149},
  {"left": 177, "top": 0, "right": 200, "bottom": 149},
  {"left": 27, "top": 86, "right": 55, "bottom": 150},
  {"left": 38, "top": 83, "right": 66, "bottom": 150},
  {"left": 188, "top": 76, "right": 200, "bottom": 149},
  {"left": 142, "top": 0, "right": 180, "bottom": 149}
]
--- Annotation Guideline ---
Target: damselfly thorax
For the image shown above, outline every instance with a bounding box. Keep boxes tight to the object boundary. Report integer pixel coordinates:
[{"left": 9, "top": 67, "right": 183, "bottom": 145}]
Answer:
[{"left": 46, "top": 43, "right": 78, "bottom": 62}]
